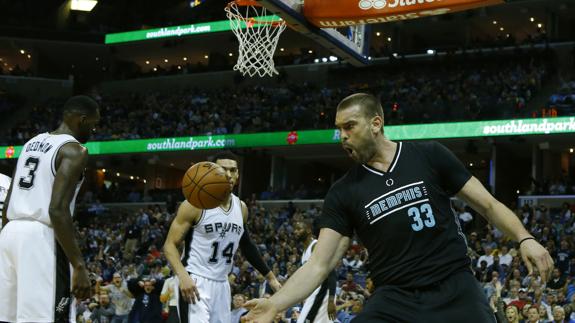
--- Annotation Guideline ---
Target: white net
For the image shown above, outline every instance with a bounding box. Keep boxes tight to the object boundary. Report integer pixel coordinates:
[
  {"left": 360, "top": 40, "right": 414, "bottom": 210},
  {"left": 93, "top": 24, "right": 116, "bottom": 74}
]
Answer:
[{"left": 225, "top": 1, "right": 287, "bottom": 77}]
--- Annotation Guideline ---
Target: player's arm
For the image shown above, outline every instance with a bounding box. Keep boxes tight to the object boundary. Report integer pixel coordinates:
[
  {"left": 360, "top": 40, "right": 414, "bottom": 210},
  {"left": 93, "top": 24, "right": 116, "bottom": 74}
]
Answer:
[
  {"left": 49, "top": 143, "right": 91, "bottom": 299},
  {"left": 245, "top": 228, "right": 350, "bottom": 318},
  {"left": 239, "top": 201, "right": 280, "bottom": 291},
  {"left": 162, "top": 200, "right": 201, "bottom": 303},
  {"left": 1, "top": 169, "right": 16, "bottom": 228},
  {"left": 457, "top": 176, "right": 554, "bottom": 281}
]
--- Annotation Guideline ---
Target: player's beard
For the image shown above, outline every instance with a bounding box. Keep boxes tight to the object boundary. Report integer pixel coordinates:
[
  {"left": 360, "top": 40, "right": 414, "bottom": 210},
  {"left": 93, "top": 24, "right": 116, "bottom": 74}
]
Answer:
[{"left": 354, "top": 140, "right": 377, "bottom": 164}]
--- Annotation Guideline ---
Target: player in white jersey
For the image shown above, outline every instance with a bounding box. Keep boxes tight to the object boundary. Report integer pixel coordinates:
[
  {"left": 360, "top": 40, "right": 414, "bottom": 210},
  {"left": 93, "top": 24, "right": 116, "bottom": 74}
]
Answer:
[
  {"left": 293, "top": 220, "right": 336, "bottom": 323},
  {"left": 0, "top": 95, "right": 100, "bottom": 323},
  {"left": 163, "top": 151, "right": 282, "bottom": 323},
  {"left": 0, "top": 173, "right": 11, "bottom": 230}
]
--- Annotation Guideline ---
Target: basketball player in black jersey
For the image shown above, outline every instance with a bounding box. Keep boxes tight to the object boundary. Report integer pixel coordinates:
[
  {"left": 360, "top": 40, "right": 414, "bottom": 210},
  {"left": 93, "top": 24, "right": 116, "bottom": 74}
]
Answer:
[{"left": 242, "top": 93, "right": 554, "bottom": 323}]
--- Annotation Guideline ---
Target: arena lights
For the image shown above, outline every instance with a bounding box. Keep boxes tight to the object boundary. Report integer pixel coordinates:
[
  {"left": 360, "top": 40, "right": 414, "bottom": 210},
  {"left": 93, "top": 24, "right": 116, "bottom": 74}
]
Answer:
[
  {"left": 499, "top": 27, "right": 504, "bottom": 31},
  {"left": 329, "top": 56, "right": 338, "bottom": 62},
  {"left": 19, "top": 49, "right": 25, "bottom": 54},
  {"left": 70, "top": 0, "right": 98, "bottom": 12},
  {"left": 376, "top": 32, "right": 381, "bottom": 37},
  {"left": 204, "top": 55, "right": 209, "bottom": 59},
  {"left": 387, "top": 37, "right": 392, "bottom": 42},
  {"left": 530, "top": 17, "right": 535, "bottom": 22},
  {"left": 280, "top": 48, "right": 285, "bottom": 52},
  {"left": 321, "top": 57, "right": 328, "bottom": 63},
  {"left": 183, "top": 57, "right": 188, "bottom": 61},
  {"left": 308, "top": 50, "right": 313, "bottom": 54},
  {"left": 426, "top": 49, "right": 435, "bottom": 55},
  {"left": 102, "top": 169, "right": 106, "bottom": 173},
  {"left": 492, "top": 20, "right": 497, "bottom": 25},
  {"left": 164, "top": 58, "right": 168, "bottom": 63},
  {"left": 145, "top": 60, "right": 150, "bottom": 65},
  {"left": 570, "top": 148, "right": 574, "bottom": 153},
  {"left": 537, "top": 23, "right": 543, "bottom": 28}
]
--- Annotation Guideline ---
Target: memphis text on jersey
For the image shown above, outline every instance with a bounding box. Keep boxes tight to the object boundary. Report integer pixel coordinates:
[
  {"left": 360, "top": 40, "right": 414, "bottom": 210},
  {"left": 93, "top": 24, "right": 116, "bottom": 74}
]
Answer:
[{"left": 365, "top": 181, "right": 429, "bottom": 224}]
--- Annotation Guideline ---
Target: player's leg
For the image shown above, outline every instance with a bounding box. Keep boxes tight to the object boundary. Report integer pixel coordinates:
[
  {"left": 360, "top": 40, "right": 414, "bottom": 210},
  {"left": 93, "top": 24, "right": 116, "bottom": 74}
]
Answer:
[
  {"left": 423, "top": 270, "right": 496, "bottom": 323},
  {"left": 0, "top": 222, "right": 17, "bottom": 323},
  {"left": 208, "top": 279, "right": 231, "bottom": 323},
  {"left": 177, "top": 274, "right": 211, "bottom": 323},
  {"left": 16, "top": 221, "right": 64, "bottom": 322}
]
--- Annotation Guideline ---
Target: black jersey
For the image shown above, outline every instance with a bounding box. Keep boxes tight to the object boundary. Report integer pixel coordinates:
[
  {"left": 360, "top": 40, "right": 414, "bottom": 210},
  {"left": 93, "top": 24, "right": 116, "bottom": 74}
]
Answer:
[{"left": 318, "top": 141, "right": 472, "bottom": 289}]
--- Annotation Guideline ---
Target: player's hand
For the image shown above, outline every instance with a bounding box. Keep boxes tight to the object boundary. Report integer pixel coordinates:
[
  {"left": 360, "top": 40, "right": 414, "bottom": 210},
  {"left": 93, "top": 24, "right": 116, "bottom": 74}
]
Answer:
[
  {"left": 241, "top": 298, "right": 279, "bottom": 323},
  {"left": 72, "top": 267, "right": 92, "bottom": 300},
  {"left": 269, "top": 277, "right": 282, "bottom": 293},
  {"left": 520, "top": 238, "right": 554, "bottom": 282},
  {"left": 179, "top": 273, "right": 201, "bottom": 304},
  {"left": 328, "top": 301, "right": 336, "bottom": 320}
]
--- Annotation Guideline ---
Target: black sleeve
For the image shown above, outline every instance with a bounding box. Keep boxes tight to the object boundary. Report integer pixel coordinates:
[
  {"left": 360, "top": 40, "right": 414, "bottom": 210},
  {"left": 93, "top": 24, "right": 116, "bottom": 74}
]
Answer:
[
  {"left": 153, "top": 279, "right": 164, "bottom": 296},
  {"left": 127, "top": 278, "right": 143, "bottom": 297},
  {"left": 327, "top": 270, "right": 337, "bottom": 297},
  {"left": 317, "top": 185, "right": 354, "bottom": 237},
  {"left": 239, "top": 226, "right": 270, "bottom": 276},
  {"left": 427, "top": 141, "right": 472, "bottom": 196}
]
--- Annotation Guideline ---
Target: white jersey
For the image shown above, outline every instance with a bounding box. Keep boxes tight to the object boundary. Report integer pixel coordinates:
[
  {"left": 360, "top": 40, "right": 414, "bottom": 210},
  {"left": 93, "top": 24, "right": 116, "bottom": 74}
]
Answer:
[
  {"left": 298, "top": 239, "right": 332, "bottom": 323},
  {"left": 7, "top": 133, "right": 83, "bottom": 226},
  {"left": 0, "top": 174, "right": 11, "bottom": 229},
  {"left": 184, "top": 194, "right": 244, "bottom": 281}
]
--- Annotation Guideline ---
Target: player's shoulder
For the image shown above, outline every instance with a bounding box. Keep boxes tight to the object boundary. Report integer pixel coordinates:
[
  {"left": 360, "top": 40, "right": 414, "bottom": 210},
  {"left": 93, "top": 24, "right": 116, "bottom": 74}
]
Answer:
[
  {"left": 177, "top": 200, "right": 203, "bottom": 223},
  {"left": 326, "top": 166, "right": 358, "bottom": 196}
]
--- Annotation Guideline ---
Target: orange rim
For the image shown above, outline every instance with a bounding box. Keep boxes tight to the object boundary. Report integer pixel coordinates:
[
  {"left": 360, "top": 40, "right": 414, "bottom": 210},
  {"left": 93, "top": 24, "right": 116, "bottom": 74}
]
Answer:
[
  {"left": 226, "top": 1, "right": 285, "bottom": 27},
  {"left": 229, "top": 0, "right": 261, "bottom": 7}
]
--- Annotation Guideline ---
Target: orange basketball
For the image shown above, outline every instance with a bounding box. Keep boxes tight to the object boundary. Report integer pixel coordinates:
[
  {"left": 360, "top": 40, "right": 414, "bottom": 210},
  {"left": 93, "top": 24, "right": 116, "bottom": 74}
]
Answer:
[{"left": 182, "top": 161, "right": 232, "bottom": 209}]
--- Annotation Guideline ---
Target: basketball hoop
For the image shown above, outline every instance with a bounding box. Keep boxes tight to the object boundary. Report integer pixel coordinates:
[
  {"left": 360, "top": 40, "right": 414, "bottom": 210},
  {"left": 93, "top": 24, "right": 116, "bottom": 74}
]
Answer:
[{"left": 225, "top": 0, "right": 287, "bottom": 77}]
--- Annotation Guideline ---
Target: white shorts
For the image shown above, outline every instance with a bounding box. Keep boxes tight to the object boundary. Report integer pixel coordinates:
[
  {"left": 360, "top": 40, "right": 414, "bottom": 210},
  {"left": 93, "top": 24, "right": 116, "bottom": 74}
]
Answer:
[
  {"left": 177, "top": 273, "right": 231, "bottom": 323},
  {"left": 0, "top": 220, "right": 75, "bottom": 323},
  {"left": 297, "top": 288, "right": 332, "bottom": 323}
]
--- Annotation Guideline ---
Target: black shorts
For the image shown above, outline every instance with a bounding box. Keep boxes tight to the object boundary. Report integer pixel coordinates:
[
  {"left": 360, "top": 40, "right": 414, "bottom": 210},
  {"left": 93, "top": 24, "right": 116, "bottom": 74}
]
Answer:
[{"left": 353, "top": 270, "right": 496, "bottom": 323}]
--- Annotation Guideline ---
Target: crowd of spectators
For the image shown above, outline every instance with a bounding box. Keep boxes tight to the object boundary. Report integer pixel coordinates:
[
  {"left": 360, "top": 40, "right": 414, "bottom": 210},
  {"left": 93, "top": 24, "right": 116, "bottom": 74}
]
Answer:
[
  {"left": 3, "top": 50, "right": 552, "bottom": 146},
  {"left": 71, "top": 188, "right": 575, "bottom": 322},
  {"left": 549, "top": 78, "right": 575, "bottom": 115}
]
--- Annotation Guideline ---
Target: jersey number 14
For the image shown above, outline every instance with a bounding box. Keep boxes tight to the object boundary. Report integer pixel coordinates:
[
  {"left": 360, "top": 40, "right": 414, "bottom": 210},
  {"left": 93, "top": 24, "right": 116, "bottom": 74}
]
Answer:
[{"left": 208, "top": 242, "right": 234, "bottom": 264}]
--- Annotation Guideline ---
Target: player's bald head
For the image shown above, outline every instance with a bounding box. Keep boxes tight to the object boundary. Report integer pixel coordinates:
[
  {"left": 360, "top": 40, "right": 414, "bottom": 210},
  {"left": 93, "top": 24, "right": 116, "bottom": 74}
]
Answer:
[{"left": 63, "top": 95, "right": 99, "bottom": 118}]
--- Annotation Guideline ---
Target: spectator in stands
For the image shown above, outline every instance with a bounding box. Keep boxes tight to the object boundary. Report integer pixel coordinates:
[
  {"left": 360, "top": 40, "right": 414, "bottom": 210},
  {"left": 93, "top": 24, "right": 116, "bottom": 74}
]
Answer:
[
  {"left": 231, "top": 294, "right": 248, "bottom": 323},
  {"left": 90, "top": 291, "right": 116, "bottom": 323},
  {"left": 526, "top": 305, "right": 542, "bottom": 323},
  {"left": 548, "top": 268, "right": 568, "bottom": 292},
  {"left": 341, "top": 272, "right": 359, "bottom": 293},
  {"left": 159, "top": 275, "right": 178, "bottom": 323},
  {"left": 505, "top": 304, "right": 521, "bottom": 323},
  {"left": 552, "top": 305, "right": 566, "bottom": 323},
  {"left": 127, "top": 278, "right": 163, "bottom": 323},
  {"left": 96, "top": 273, "right": 133, "bottom": 323}
]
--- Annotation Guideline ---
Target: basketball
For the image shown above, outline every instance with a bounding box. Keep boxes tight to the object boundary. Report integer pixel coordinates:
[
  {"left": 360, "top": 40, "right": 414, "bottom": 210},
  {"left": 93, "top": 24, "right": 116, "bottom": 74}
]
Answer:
[{"left": 182, "top": 162, "right": 232, "bottom": 209}]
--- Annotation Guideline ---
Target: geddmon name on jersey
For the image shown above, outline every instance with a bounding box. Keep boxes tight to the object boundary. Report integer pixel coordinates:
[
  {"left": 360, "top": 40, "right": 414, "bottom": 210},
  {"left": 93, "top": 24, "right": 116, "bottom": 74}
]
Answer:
[{"left": 25, "top": 140, "right": 54, "bottom": 154}]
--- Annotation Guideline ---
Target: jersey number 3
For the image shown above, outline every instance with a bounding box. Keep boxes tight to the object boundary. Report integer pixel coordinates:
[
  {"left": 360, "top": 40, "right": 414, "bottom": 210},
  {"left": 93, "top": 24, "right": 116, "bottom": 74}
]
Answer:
[
  {"left": 18, "top": 157, "right": 40, "bottom": 189},
  {"left": 208, "top": 242, "right": 234, "bottom": 264},
  {"left": 407, "top": 203, "right": 436, "bottom": 231}
]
